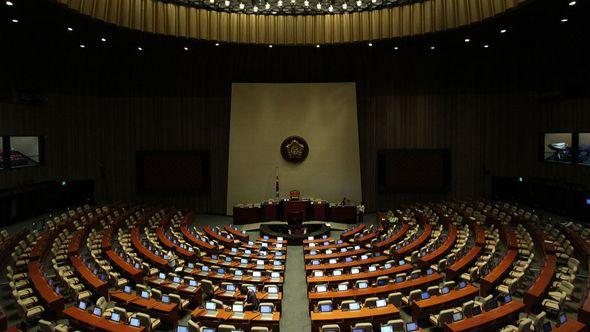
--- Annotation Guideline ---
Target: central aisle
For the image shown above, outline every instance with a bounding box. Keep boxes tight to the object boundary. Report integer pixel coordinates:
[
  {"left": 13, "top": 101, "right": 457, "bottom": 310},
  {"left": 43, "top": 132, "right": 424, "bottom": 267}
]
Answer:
[{"left": 280, "top": 245, "right": 311, "bottom": 332}]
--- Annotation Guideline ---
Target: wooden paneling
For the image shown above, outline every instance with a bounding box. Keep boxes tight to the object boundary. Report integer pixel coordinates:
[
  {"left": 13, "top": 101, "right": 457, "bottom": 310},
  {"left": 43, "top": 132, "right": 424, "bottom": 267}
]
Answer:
[{"left": 56, "top": 0, "right": 526, "bottom": 45}]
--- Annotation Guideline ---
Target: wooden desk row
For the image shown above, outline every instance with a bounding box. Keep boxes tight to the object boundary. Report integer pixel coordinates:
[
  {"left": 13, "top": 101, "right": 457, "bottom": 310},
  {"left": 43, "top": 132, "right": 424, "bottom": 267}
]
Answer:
[
  {"left": 305, "top": 255, "right": 389, "bottom": 271},
  {"left": 70, "top": 255, "right": 109, "bottom": 298},
  {"left": 104, "top": 250, "right": 144, "bottom": 282},
  {"left": 394, "top": 224, "right": 433, "bottom": 258},
  {"left": 479, "top": 250, "right": 517, "bottom": 296},
  {"left": 110, "top": 290, "right": 179, "bottom": 325},
  {"left": 130, "top": 228, "right": 169, "bottom": 269},
  {"left": 374, "top": 224, "right": 410, "bottom": 250},
  {"left": 444, "top": 300, "right": 524, "bottom": 332},
  {"left": 340, "top": 224, "right": 365, "bottom": 241},
  {"left": 191, "top": 307, "right": 280, "bottom": 331},
  {"left": 310, "top": 304, "right": 399, "bottom": 331},
  {"left": 28, "top": 261, "right": 64, "bottom": 316},
  {"left": 63, "top": 307, "right": 145, "bottom": 332},
  {"left": 306, "top": 263, "right": 413, "bottom": 285},
  {"left": 418, "top": 224, "right": 457, "bottom": 268},
  {"left": 411, "top": 285, "right": 479, "bottom": 320}
]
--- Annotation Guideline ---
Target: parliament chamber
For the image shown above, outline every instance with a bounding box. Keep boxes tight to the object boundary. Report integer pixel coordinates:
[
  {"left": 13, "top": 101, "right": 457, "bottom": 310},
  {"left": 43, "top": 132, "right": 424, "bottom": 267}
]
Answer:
[{"left": 1, "top": 0, "right": 590, "bottom": 331}]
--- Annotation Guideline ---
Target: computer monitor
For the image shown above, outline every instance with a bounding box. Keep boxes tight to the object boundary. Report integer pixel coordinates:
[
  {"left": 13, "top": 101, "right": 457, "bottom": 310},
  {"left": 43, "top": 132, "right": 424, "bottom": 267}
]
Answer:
[
  {"left": 398, "top": 260, "right": 405, "bottom": 265},
  {"left": 205, "top": 302, "right": 216, "bottom": 310},
  {"left": 504, "top": 295, "right": 512, "bottom": 303},
  {"left": 134, "top": 263, "right": 141, "bottom": 269},
  {"left": 426, "top": 268, "right": 434, "bottom": 275},
  {"left": 338, "top": 284, "right": 348, "bottom": 291},
  {"left": 202, "top": 266, "right": 209, "bottom": 271},
  {"left": 452, "top": 312, "right": 463, "bottom": 322},
  {"left": 488, "top": 299, "right": 499, "bottom": 310},
  {"left": 340, "top": 248, "right": 347, "bottom": 253},
  {"left": 316, "top": 285, "right": 327, "bottom": 293},
  {"left": 458, "top": 281, "right": 466, "bottom": 289},
  {"left": 543, "top": 321, "right": 552, "bottom": 332},
  {"left": 130, "top": 318, "right": 141, "bottom": 327},
  {"left": 326, "top": 250, "right": 333, "bottom": 254},
  {"left": 441, "top": 287, "right": 450, "bottom": 294},
  {"left": 232, "top": 303, "right": 244, "bottom": 313},
  {"left": 260, "top": 305, "right": 273, "bottom": 313},
  {"left": 377, "top": 279, "right": 388, "bottom": 286},
  {"left": 349, "top": 302, "right": 360, "bottom": 311},
  {"left": 357, "top": 282, "right": 368, "bottom": 289},
  {"left": 361, "top": 255, "right": 368, "bottom": 260},
  {"left": 268, "top": 286, "right": 278, "bottom": 294},
  {"left": 384, "top": 263, "right": 392, "bottom": 269},
  {"left": 235, "top": 270, "right": 243, "bottom": 276},
  {"left": 263, "top": 235, "right": 269, "bottom": 240},
  {"left": 231, "top": 248, "right": 238, "bottom": 253},
  {"left": 558, "top": 313, "right": 567, "bottom": 325},
  {"left": 141, "top": 291, "right": 149, "bottom": 299},
  {"left": 380, "top": 326, "right": 394, "bottom": 332},
  {"left": 345, "top": 257, "right": 353, "bottom": 262},
  {"left": 248, "top": 241, "right": 254, "bottom": 245},
  {"left": 158, "top": 273, "right": 166, "bottom": 279},
  {"left": 163, "top": 255, "right": 169, "bottom": 260},
  {"left": 276, "top": 252, "right": 282, "bottom": 257},
  {"left": 276, "top": 244, "right": 283, "bottom": 248},
  {"left": 320, "top": 304, "right": 332, "bottom": 312},
  {"left": 162, "top": 295, "right": 170, "bottom": 303},
  {"left": 256, "top": 260, "right": 265, "bottom": 266},
  {"left": 314, "top": 271, "right": 324, "bottom": 277},
  {"left": 78, "top": 301, "right": 87, "bottom": 310},
  {"left": 245, "top": 250, "right": 252, "bottom": 254},
  {"left": 176, "top": 326, "right": 189, "bottom": 332},
  {"left": 277, "top": 237, "right": 283, "bottom": 241},
  {"left": 227, "top": 284, "right": 236, "bottom": 291},
  {"left": 124, "top": 285, "right": 132, "bottom": 293},
  {"left": 421, "top": 292, "right": 430, "bottom": 300},
  {"left": 217, "top": 268, "right": 225, "bottom": 274},
  {"left": 253, "top": 271, "right": 262, "bottom": 277},
  {"left": 354, "top": 245, "right": 361, "bottom": 250},
  {"left": 472, "top": 305, "right": 482, "bottom": 316},
  {"left": 351, "top": 268, "right": 360, "bottom": 274},
  {"left": 308, "top": 236, "right": 314, "bottom": 240},
  {"left": 395, "top": 276, "right": 405, "bottom": 283},
  {"left": 110, "top": 312, "right": 121, "bottom": 322},
  {"left": 173, "top": 276, "right": 181, "bottom": 283},
  {"left": 369, "top": 265, "right": 377, "bottom": 272},
  {"left": 271, "top": 272, "right": 280, "bottom": 278},
  {"left": 92, "top": 307, "right": 102, "bottom": 316},
  {"left": 273, "top": 260, "right": 281, "bottom": 266},
  {"left": 225, "top": 257, "right": 233, "bottom": 262},
  {"left": 189, "top": 280, "right": 197, "bottom": 286},
  {"left": 405, "top": 322, "right": 418, "bottom": 331},
  {"left": 352, "top": 329, "right": 364, "bottom": 332},
  {"left": 211, "top": 255, "right": 218, "bottom": 260},
  {"left": 376, "top": 299, "right": 387, "bottom": 308},
  {"left": 240, "top": 258, "right": 248, "bottom": 264}
]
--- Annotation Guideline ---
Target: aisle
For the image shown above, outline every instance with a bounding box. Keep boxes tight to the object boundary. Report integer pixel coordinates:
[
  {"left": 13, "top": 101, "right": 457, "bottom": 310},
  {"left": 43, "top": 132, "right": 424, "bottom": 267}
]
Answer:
[{"left": 280, "top": 245, "right": 311, "bottom": 332}]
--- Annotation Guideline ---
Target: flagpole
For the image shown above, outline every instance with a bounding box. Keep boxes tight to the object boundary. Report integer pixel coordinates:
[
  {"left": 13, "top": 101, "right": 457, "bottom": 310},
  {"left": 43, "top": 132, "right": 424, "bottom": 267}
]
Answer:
[{"left": 275, "top": 166, "right": 279, "bottom": 199}]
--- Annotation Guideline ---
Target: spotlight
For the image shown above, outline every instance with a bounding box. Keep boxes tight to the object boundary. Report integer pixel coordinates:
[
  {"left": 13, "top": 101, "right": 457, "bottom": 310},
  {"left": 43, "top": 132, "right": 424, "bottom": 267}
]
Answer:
[
  {"left": 368, "top": 42, "right": 373, "bottom": 47},
  {"left": 500, "top": 28, "right": 507, "bottom": 34},
  {"left": 464, "top": 38, "right": 470, "bottom": 43},
  {"left": 67, "top": 27, "right": 73, "bottom": 31},
  {"left": 184, "top": 46, "right": 189, "bottom": 51},
  {"left": 269, "top": 44, "right": 273, "bottom": 48},
  {"left": 6, "top": 1, "right": 14, "bottom": 6},
  {"left": 569, "top": 1, "right": 576, "bottom": 5},
  {"left": 430, "top": 45, "right": 435, "bottom": 50},
  {"left": 11, "top": 18, "right": 18, "bottom": 23},
  {"left": 79, "top": 44, "right": 86, "bottom": 48},
  {"left": 316, "top": 44, "right": 320, "bottom": 48},
  {"left": 342, "top": 2, "right": 347, "bottom": 9},
  {"left": 483, "top": 44, "right": 489, "bottom": 48},
  {"left": 101, "top": 37, "right": 107, "bottom": 42},
  {"left": 137, "top": 46, "right": 143, "bottom": 51},
  {"left": 561, "top": 18, "right": 568, "bottom": 22}
]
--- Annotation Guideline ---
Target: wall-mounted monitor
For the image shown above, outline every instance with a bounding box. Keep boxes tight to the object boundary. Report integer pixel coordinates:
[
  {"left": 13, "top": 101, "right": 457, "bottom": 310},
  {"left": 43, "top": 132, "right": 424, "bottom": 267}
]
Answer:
[
  {"left": 578, "top": 133, "right": 590, "bottom": 166},
  {"left": 377, "top": 149, "right": 451, "bottom": 193},
  {"left": 543, "top": 133, "right": 573, "bottom": 163},
  {"left": 0, "top": 136, "right": 44, "bottom": 170},
  {"left": 136, "top": 151, "right": 211, "bottom": 194}
]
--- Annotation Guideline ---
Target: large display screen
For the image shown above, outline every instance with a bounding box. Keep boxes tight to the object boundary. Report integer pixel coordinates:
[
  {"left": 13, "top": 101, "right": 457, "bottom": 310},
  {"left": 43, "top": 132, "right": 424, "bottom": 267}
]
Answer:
[
  {"left": 543, "top": 133, "right": 573, "bottom": 163},
  {"left": 377, "top": 149, "right": 451, "bottom": 193},
  {"left": 136, "top": 151, "right": 210, "bottom": 193},
  {"left": 579, "top": 133, "right": 590, "bottom": 166}
]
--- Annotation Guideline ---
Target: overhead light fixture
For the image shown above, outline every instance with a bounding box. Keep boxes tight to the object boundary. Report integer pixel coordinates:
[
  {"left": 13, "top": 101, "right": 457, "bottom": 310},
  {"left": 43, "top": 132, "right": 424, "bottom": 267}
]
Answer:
[
  {"left": 6, "top": 1, "right": 14, "bottom": 6},
  {"left": 253, "top": 5, "right": 258, "bottom": 11},
  {"left": 101, "top": 37, "right": 107, "bottom": 42},
  {"left": 342, "top": 2, "right": 347, "bottom": 9},
  {"left": 561, "top": 18, "right": 568, "bottom": 22},
  {"left": 184, "top": 46, "right": 189, "bottom": 51},
  {"left": 464, "top": 38, "right": 470, "bottom": 43},
  {"left": 483, "top": 44, "right": 489, "bottom": 48},
  {"left": 316, "top": 44, "right": 320, "bottom": 48},
  {"left": 500, "top": 28, "right": 507, "bottom": 34},
  {"left": 137, "top": 46, "right": 143, "bottom": 51},
  {"left": 11, "top": 18, "right": 18, "bottom": 23},
  {"left": 79, "top": 44, "right": 86, "bottom": 48},
  {"left": 67, "top": 27, "right": 73, "bottom": 31},
  {"left": 569, "top": 1, "right": 576, "bottom": 5},
  {"left": 368, "top": 42, "right": 373, "bottom": 47},
  {"left": 239, "top": 2, "right": 244, "bottom": 9}
]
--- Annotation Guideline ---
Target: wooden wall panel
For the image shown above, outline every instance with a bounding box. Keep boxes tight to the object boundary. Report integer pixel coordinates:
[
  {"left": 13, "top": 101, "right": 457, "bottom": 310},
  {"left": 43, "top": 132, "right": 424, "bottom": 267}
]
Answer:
[{"left": 58, "top": 0, "right": 525, "bottom": 44}]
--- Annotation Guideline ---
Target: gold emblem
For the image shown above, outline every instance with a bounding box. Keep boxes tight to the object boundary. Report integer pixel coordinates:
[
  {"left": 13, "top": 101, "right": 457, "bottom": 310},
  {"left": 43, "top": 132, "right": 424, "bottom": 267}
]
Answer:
[
  {"left": 285, "top": 139, "right": 304, "bottom": 159},
  {"left": 280, "top": 136, "right": 309, "bottom": 163}
]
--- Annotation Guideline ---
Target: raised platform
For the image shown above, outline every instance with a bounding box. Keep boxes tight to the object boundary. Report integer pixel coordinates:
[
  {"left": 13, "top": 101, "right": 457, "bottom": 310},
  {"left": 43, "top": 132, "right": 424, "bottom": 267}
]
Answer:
[{"left": 259, "top": 222, "right": 332, "bottom": 245}]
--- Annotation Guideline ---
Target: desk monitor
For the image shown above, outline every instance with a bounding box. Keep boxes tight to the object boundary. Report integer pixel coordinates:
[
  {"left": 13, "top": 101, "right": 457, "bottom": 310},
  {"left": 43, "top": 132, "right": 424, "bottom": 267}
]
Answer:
[
  {"left": 92, "top": 307, "right": 102, "bottom": 316},
  {"left": 217, "top": 268, "right": 225, "bottom": 274},
  {"left": 235, "top": 270, "right": 243, "bottom": 276},
  {"left": 377, "top": 278, "right": 388, "bottom": 286},
  {"left": 345, "top": 257, "right": 353, "bottom": 262},
  {"left": 176, "top": 326, "right": 189, "bottom": 332},
  {"left": 189, "top": 280, "right": 198, "bottom": 286},
  {"left": 369, "top": 265, "right": 377, "bottom": 272},
  {"left": 361, "top": 255, "right": 368, "bottom": 260},
  {"left": 273, "top": 260, "right": 281, "bottom": 266},
  {"left": 320, "top": 304, "right": 332, "bottom": 312},
  {"left": 405, "top": 322, "right": 418, "bottom": 332},
  {"left": 314, "top": 271, "right": 324, "bottom": 277},
  {"left": 253, "top": 271, "right": 262, "bottom": 277},
  {"left": 173, "top": 276, "right": 181, "bottom": 283},
  {"left": 225, "top": 257, "right": 233, "bottom": 262},
  {"left": 333, "top": 270, "right": 342, "bottom": 276},
  {"left": 263, "top": 235, "right": 269, "bottom": 240},
  {"left": 349, "top": 302, "right": 361, "bottom": 311},
  {"left": 357, "top": 282, "right": 368, "bottom": 289},
  {"left": 78, "top": 301, "right": 87, "bottom": 310},
  {"left": 340, "top": 248, "right": 347, "bottom": 253},
  {"left": 260, "top": 305, "right": 273, "bottom": 313},
  {"left": 256, "top": 260, "right": 265, "bottom": 266},
  {"left": 231, "top": 248, "right": 238, "bottom": 253},
  {"left": 276, "top": 251, "right": 283, "bottom": 257},
  {"left": 141, "top": 291, "right": 149, "bottom": 299},
  {"left": 376, "top": 299, "right": 387, "bottom": 308},
  {"left": 227, "top": 284, "right": 236, "bottom": 291},
  {"left": 55, "top": 286, "right": 61, "bottom": 294},
  {"left": 543, "top": 321, "right": 552, "bottom": 332},
  {"left": 277, "top": 237, "right": 283, "bottom": 241},
  {"left": 110, "top": 312, "right": 121, "bottom": 322},
  {"left": 267, "top": 286, "right": 278, "bottom": 294},
  {"left": 130, "top": 318, "right": 141, "bottom": 327},
  {"left": 452, "top": 312, "right": 463, "bottom": 322},
  {"left": 232, "top": 303, "right": 244, "bottom": 313},
  {"left": 271, "top": 272, "right": 280, "bottom": 278},
  {"left": 163, "top": 255, "right": 169, "bottom": 260},
  {"left": 211, "top": 255, "right": 218, "bottom": 260},
  {"left": 558, "top": 313, "right": 567, "bottom": 325},
  {"left": 458, "top": 281, "right": 467, "bottom": 289},
  {"left": 134, "top": 263, "right": 141, "bottom": 269},
  {"left": 440, "top": 287, "right": 450, "bottom": 294},
  {"left": 351, "top": 268, "right": 360, "bottom": 274},
  {"left": 308, "top": 236, "right": 314, "bottom": 240},
  {"left": 124, "top": 285, "right": 132, "bottom": 293},
  {"left": 162, "top": 295, "right": 170, "bottom": 303},
  {"left": 326, "top": 250, "right": 333, "bottom": 254},
  {"left": 398, "top": 260, "right": 405, "bottom": 266},
  {"left": 395, "top": 276, "right": 405, "bottom": 283},
  {"left": 276, "top": 244, "right": 283, "bottom": 248},
  {"left": 240, "top": 258, "right": 248, "bottom": 264},
  {"left": 158, "top": 273, "right": 166, "bottom": 279},
  {"left": 316, "top": 285, "right": 327, "bottom": 293},
  {"left": 352, "top": 329, "right": 364, "bottom": 332},
  {"left": 202, "top": 266, "right": 210, "bottom": 272},
  {"left": 504, "top": 295, "right": 512, "bottom": 303},
  {"left": 426, "top": 268, "right": 434, "bottom": 275},
  {"left": 375, "top": 252, "right": 381, "bottom": 257},
  {"left": 329, "top": 259, "right": 337, "bottom": 264},
  {"left": 337, "top": 240, "right": 343, "bottom": 244},
  {"left": 205, "top": 302, "right": 217, "bottom": 310},
  {"left": 380, "top": 326, "right": 394, "bottom": 332},
  {"left": 384, "top": 263, "right": 392, "bottom": 269},
  {"left": 354, "top": 245, "right": 361, "bottom": 250},
  {"left": 246, "top": 285, "right": 256, "bottom": 292},
  {"left": 420, "top": 292, "right": 430, "bottom": 300},
  {"left": 248, "top": 241, "right": 254, "bottom": 245},
  {"left": 338, "top": 284, "right": 348, "bottom": 291},
  {"left": 188, "top": 247, "right": 194, "bottom": 252},
  {"left": 244, "top": 249, "right": 252, "bottom": 254}
]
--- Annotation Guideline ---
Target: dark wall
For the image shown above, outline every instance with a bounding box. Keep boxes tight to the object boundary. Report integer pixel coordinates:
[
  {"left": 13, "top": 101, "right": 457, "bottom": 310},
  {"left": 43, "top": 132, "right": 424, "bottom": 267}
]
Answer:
[{"left": 0, "top": 0, "right": 589, "bottom": 213}]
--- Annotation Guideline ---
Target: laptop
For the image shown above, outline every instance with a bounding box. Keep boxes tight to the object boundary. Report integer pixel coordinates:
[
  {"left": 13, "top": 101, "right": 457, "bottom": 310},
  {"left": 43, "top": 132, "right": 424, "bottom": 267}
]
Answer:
[
  {"left": 452, "top": 312, "right": 464, "bottom": 322},
  {"left": 185, "top": 279, "right": 198, "bottom": 292},
  {"left": 92, "top": 307, "right": 102, "bottom": 316},
  {"left": 405, "top": 322, "right": 419, "bottom": 332},
  {"left": 198, "top": 266, "right": 210, "bottom": 276},
  {"left": 78, "top": 301, "right": 87, "bottom": 310},
  {"left": 319, "top": 304, "right": 332, "bottom": 312},
  {"left": 420, "top": 292, "right": 430, "bottom": 300},
  {"left": 239, "top": 258, "right": 249, "bottom": 267},
  {"left": 231, "top": 303, "right": 245, "bottom": 319},
  {"left": 140, "top": 291, "right": 150, "bottom": 299},
  {"left": 224, "top": 284, "right": 236, "bottom": 296},
  {"left": 252, "top": 271, "right": 262, "bottom": 281},
  {"left": 380, "top": 326, "right": 394, "bottom": 332},
  {"left": 375, "top": 299, "right": 387, "bottom": 308},
  {"left": 153, "top": 272, "right": 166, "bottom": 284},
  {"left": 369, "top": 265, "right": 377, "bottom": 272},
  {"left": 129, "top": 318, "right": 141, "bottom": 327},
  {"left": 270, "top": 271, "right": 281, "bottom": 280},
  {"left": 204, "top": 301, "right": 218, "bottom": 316},
  {"left": 267, "top": 286, "right": 279, "bottom": 299},
  {"left": 357, "top": 282, "right": 368, "bottom": 289},
  {"left": 338, "top": 284, "right": 348, "bottom": 291},
  {"left": 161, "top": 295, "right": 170, "bottom": 304},
  {"left": 171, "top": 276, "right": 182, "bottom": 287},
  {"left": 259, "top": 304, "right": 274, "bottom": 320},
  {"left": 316, "top": 285, "right": 327, "bottom": 293},
  {"left": 110, "top": 312, "right": 121, "bottom": 322},
  {"left": 348, "top": 302, "right": 361, "bottom": 311},
  {"left": 176, "top": 325, "right": 189, "bottom": 332}
]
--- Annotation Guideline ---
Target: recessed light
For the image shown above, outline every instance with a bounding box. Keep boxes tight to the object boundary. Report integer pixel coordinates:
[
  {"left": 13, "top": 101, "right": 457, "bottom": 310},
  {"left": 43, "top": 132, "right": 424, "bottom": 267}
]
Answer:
[
  {"left": 184, "top": 46, "right": 189, "bottom": 51},
  {"left": 569, "top": 1, "right": 576, "bottom": 5},
  {"left": 393, "top": 46, "right": 399, "bottom": 50},
  {"left": 561, "top": 18, "right": 568, "bottom": 22},
  {"left": 215, "top": 42, "right": 220, "bottom": 46},
  {"left": 500, "top": 28, "right": 507, "bottom": 34},
  {"left": 137, "top": 46, "right": 143, "bottom": 51},
  {"left": 430, "top": 46, "right": 435, "bottom": 50},
  {"left": 368, "top": 42, "right": 373, "bottom": 47},
  {"left": 6, "top": 1, "right": 14, "bottom": 6},
  {"left": 316, "top": 44, "right": 320, "bottom": 48},
  {"left": 269, "top": 44, "right": 273, "bottom": 48},
  {"left": 79, "top": 44, "right": 86, "bottom": 48},
  {"left": 464, "top": 38, "right": 470, "bottom": 43},
  {"left": 11, "top": 18, "right": 18, "bottom": 23},
  {"left": 100, "top": 37, "right": 107, "bottom": 42},
  {"left": 67, "top": 27, "right": 73, "bottom": 31},
  {"left": 483, "top": 44, "right": 489, "bottom": 48}
]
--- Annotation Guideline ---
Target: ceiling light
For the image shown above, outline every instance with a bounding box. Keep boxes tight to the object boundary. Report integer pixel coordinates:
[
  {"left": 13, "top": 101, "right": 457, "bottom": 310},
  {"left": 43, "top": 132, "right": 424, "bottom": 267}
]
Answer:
[
  {"left": 11, "top": 18, "right": 18, "bottom": 23},
  {"left": 184, "top": 46, "right": 189, "bottom": 51},
  {"left": 215, "top": 42, "right": 220, "bottom": 46},
  {"left": 79, "top": 44, "right": 86, "bottom": 48},
  {"left": 561, "top": 18, "right": 568, "bottom": 22},
  {"left": 430, "top": 45, "right": 435, "bottom": 50},
  {"left": 483, "top": 44, "right": 489, "bottom": 48},
  {"left": 239, "top": 2, "right": 244, "bottom": 9},
  {"left": 500, "top": 28, "right": 507, "bottom": 34},
  {"left": 6, "top": 1, "right": 14, "bottom": 6},
  {"left": 316, "top": 44, "right": 320, "bottom": 48},
  {"left": 368, "top": 42, "right": 373, "bottom": 47},
  {"left": 569, "top": 1, "right": 576, "bottom": 5},
  {"left": 356, "top": 0, "right": 361, "bottom": 6},
  {"left": 342, "top": 2, "right": 347, "bottom": 9},
  {"left": 253, "top": 5, "right": 258, "bottom": 11},
  {"left": 100, "top": 37, "right": 107, "bottom": 42},
  {"left": 67, "top": 27, "right": 73, "bottom": 31},
  {"left": 278, "top": 0, "right": 283, "bottom": 6},
  {"left": 137, "top": 46, "right": 143, "bottom": 51},
  {"left": 464, "top": 38, "right": 470, "bottom": 43}
]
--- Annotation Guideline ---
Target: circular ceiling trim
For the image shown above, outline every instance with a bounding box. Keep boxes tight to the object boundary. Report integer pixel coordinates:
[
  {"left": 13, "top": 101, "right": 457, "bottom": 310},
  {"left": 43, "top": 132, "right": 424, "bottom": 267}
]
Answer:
[{"left": 57, "top": 0, "right": 526, "bottom": 45}]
